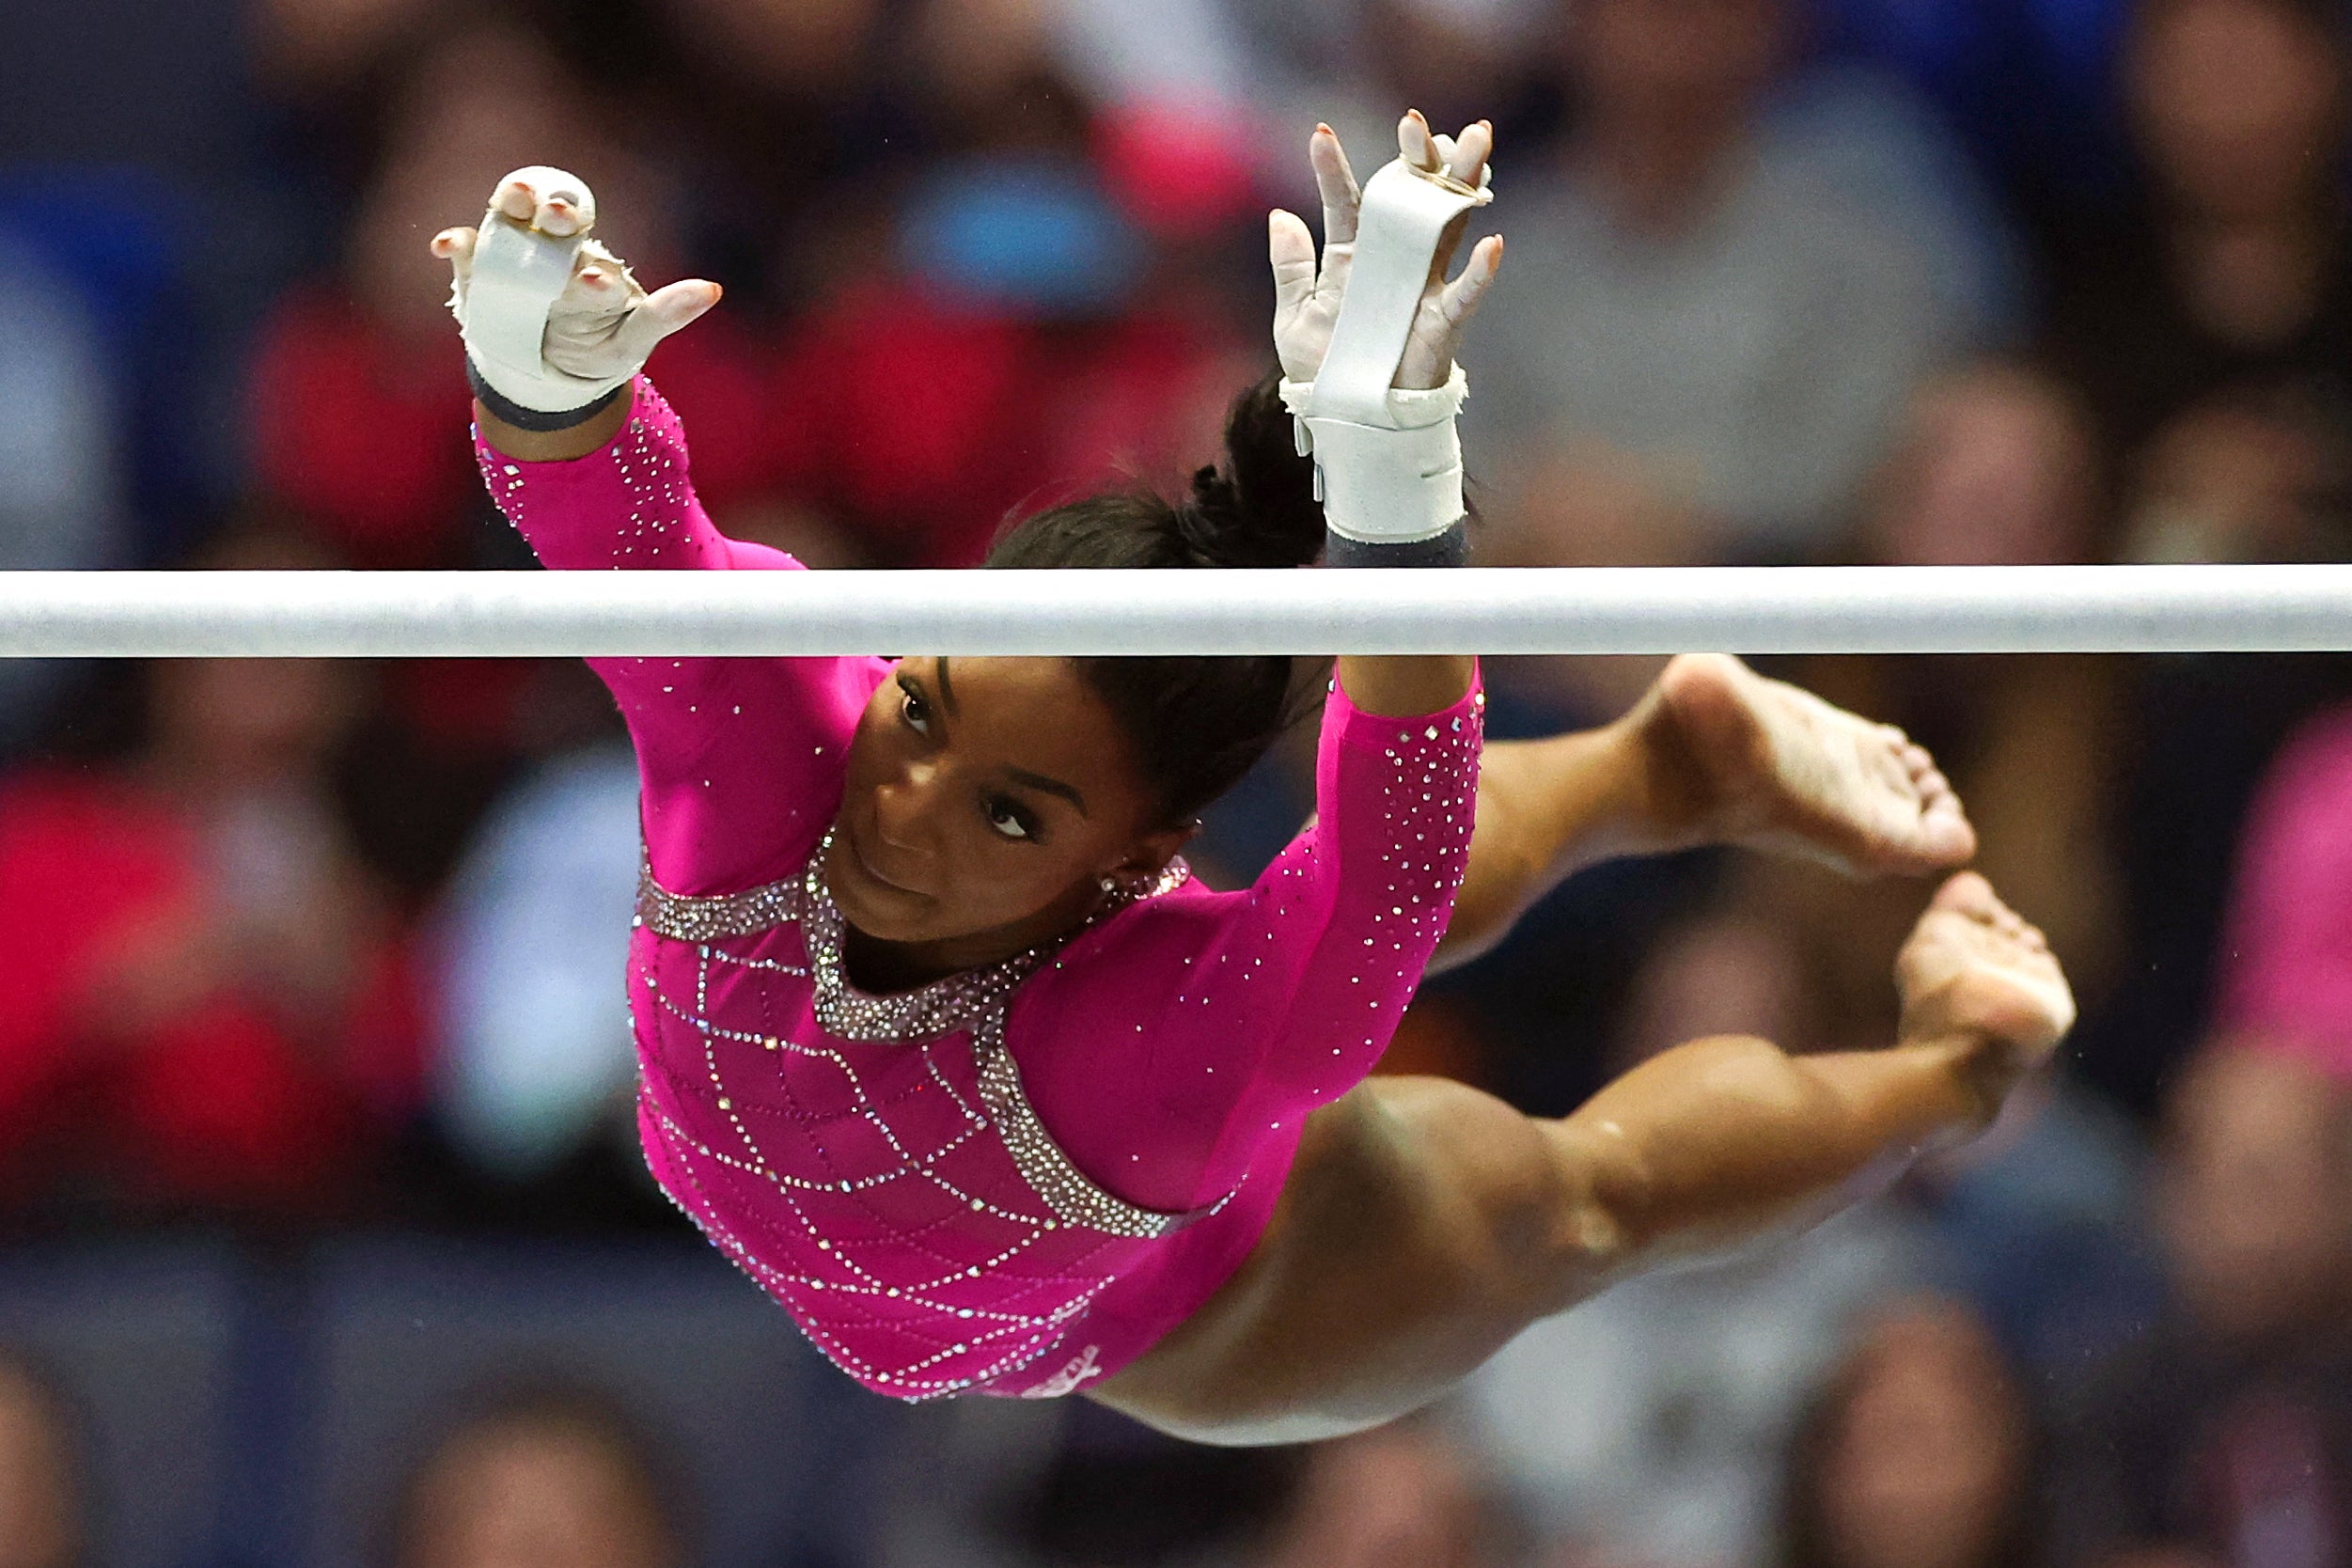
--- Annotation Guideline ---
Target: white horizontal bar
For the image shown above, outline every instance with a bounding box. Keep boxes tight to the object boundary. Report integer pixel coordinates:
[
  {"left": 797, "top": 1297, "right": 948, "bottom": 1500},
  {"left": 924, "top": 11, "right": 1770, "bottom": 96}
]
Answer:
[{"left": 2, "top": 566, "right": 2350, "bottom": 657}]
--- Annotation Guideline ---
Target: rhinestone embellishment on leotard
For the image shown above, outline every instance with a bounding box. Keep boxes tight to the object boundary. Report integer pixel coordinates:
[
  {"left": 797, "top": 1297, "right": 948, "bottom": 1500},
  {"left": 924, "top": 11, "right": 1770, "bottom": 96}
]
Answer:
[
  {"left": 631, "top": 862, "right": 801, "bottom": 943},
  {"left": 633, "top": 829, "right": 1205, "bottom": 1240}
]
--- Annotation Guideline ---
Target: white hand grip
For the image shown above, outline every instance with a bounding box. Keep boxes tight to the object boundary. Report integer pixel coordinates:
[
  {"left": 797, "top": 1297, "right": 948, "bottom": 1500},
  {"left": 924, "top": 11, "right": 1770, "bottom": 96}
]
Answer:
[
  {"left": 1287, "top": 157, "right": 1491, "bottom": 547},
  {"left": 1309, "top": 160, "right": 1489, "bottom": 426},
  {"left": 467, "top": 219, "right": 580, "bottom": 387},
  {"left": 459, "top": 166, "right": 626, "bottom": 416}
]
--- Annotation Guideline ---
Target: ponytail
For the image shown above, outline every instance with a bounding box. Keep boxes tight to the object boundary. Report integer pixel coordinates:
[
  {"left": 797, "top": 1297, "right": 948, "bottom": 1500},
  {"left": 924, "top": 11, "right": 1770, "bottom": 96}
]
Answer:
[{"left": 984, "top": 374, "right": 1326, "bottom": 825}]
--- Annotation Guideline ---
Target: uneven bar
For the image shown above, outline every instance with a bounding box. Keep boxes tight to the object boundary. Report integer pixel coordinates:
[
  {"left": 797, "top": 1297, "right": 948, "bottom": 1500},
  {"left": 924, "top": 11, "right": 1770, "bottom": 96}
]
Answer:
[{"left": 2, "top": 565, "right": 2350, "bottom": 657}]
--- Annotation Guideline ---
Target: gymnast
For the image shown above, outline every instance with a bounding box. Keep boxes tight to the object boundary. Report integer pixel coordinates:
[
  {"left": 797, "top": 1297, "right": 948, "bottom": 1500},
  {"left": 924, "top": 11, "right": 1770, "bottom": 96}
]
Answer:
[{"left": 430, "top": 115, "right": 2075, "bottom": 1445}]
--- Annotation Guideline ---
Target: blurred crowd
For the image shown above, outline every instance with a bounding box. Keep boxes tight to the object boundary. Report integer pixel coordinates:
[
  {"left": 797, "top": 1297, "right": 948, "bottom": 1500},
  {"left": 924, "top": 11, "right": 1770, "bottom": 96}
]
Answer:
[{"left": 7, "top": 0, "right": 2352, "bottom": 1562}]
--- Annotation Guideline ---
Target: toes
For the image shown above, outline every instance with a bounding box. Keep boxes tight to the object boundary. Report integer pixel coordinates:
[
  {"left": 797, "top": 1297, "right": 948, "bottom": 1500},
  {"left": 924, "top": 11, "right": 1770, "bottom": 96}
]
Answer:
[
  {"left": 1918, "top": 797, "right": 1978, "bottom": 863},
  {"left": 1660, "top": 651, "right": 1746, "bottom": 698},
  {"left": 1928, "top": 874, "right": 2052, "bottom": 962},
  {"left": 1931, "top": 870, "right": 1999, "bottom": 917},
  {"left": 1898, "top": 732, "right": 1976, "bottom": 863}
]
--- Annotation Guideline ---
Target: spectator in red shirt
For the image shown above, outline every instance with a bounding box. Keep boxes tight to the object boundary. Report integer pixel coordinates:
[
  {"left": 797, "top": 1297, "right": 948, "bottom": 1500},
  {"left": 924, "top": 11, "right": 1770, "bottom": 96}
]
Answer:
[
  {"left": 0, "top": 530, "right": 424, "bottom": 1217},
  {"left": 247, "top": 22, "right": 792, "bottom": 570}
]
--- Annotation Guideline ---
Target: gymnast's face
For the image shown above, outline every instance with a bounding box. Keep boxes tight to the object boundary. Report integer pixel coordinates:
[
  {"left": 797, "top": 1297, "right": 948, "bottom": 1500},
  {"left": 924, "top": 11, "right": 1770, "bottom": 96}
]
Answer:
[{"left": 827, "top": 656, "right": 1189, "bottom": 954}]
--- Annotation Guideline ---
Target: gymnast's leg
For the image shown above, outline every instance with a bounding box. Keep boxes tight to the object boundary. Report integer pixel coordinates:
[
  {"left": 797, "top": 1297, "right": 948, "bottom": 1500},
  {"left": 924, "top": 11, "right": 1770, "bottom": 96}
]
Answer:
[
  {"left": 1439, "top": 652, "right": 1978, "bottom": 973},
  {"left": 1091, "top": 872, "right": 2073, "bottom": 1446}
]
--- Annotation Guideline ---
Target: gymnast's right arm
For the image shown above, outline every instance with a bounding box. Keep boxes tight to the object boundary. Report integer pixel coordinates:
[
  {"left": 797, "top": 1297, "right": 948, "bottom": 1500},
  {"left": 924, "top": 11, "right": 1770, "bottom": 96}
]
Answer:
[
  {"left": 439, "top": 170, "right": 717, "bottom": 463},
  {"left": 437, "top": 167, "right": 874, "bottom": 893},
  {"left": 473, "top": 390, "right": 633, "bottom": 464}
]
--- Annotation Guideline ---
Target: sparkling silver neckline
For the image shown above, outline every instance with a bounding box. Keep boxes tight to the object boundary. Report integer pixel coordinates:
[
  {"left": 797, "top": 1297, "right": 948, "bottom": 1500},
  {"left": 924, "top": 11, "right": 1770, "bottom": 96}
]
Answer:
[
  {"left": 632, "top": 829, "right": 1212, "bottom": 1240},
  {"left": 635, "top": 829, "right": 1190, "bottom": 1042},
  {"left": 795, "top": 830, "right": 1190, "bottom": 1043}
]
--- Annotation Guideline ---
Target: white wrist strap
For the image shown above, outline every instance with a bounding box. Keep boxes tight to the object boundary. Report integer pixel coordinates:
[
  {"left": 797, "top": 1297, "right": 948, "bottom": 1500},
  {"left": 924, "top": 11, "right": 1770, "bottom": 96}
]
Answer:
[
  {"left": 460, "top": 167, "right": 629, "bottom": 416},
  {"left": 1281, "top": 367, "right": 1468, "bottom": 544},
  {"left": 1289, "top": 157, "right": 1490, "bottom": 546}
]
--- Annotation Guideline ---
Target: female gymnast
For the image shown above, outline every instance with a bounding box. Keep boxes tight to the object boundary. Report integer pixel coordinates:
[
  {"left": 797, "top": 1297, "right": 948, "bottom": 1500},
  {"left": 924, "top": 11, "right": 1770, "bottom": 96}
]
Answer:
[{"left": 430, "top": 116, "right": 2075, "bottom": 1446}]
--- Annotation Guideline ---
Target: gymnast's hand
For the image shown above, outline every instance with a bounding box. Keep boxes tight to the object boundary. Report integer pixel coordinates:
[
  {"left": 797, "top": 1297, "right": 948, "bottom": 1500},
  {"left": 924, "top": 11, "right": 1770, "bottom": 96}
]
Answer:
[
  {"left": 1269, "top": 114, "right": 1505, "bottom": 392},
  {"left": 430, "top": 168, "right": 720, "bottom": 413}
]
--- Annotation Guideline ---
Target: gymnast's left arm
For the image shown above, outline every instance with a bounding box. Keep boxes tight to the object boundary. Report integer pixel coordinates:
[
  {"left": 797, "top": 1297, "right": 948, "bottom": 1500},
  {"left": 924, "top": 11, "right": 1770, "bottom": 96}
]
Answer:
[{"left": 1271, "top": 115, "right": 1503, "bottom": 720}]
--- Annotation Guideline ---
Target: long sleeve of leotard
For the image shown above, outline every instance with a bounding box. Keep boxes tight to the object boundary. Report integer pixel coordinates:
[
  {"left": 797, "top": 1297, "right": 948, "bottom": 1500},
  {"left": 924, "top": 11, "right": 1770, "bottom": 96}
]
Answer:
[
  {"left": 476, "top": 377, "right": 887, "bottom": 894},
  {"left": 1013, "top": 671, "right": 1484, "bottom": 1214}
]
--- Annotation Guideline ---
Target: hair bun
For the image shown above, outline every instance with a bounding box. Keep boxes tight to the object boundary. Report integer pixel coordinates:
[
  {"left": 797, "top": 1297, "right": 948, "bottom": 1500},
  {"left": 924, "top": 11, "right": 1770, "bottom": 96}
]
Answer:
[{"left": 1168, "top": 376, "right": 1325, "bottom": 571}]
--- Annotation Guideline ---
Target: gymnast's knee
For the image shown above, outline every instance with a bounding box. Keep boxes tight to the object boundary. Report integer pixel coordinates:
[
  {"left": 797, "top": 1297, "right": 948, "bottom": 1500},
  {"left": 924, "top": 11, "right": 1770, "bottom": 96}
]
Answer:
[{"left": 1370, "top": 1085, "right": 1624, "bottom": 1316}]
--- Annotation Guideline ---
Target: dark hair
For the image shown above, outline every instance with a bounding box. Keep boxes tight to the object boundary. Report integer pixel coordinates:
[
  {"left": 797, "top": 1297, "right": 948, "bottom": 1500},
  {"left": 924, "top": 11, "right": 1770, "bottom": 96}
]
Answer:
[
  {"left": 2134, "top": 0, "right": 2352, "bottom": 54},
  {"left": 384, "top": 1378, "right": 686, "bottom": 1568},
  {"left": 985, "top": 374, "right": 1327, "bottom": 826},
  {"left": 0, "top": 1348, "right": 89, "bottom": 1568},
  {"left": 1774, "top": 1302, "right": 2044, "bottom": 1568}
]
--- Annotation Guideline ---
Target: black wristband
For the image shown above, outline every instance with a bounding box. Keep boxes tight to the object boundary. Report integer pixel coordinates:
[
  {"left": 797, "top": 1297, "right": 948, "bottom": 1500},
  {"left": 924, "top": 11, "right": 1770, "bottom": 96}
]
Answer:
[
  {"left": 1323, "top": 522, "right": 1469, "bottom": 569},
  {"left": 466, "top": 358, "right": 625, "bottom": 433}
]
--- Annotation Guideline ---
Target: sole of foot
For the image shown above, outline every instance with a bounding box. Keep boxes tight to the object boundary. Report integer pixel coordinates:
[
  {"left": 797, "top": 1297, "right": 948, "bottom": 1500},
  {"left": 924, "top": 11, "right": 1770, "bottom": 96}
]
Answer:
[{"left": 1649, "top": 653, "right": 1978, "bottom": 877}]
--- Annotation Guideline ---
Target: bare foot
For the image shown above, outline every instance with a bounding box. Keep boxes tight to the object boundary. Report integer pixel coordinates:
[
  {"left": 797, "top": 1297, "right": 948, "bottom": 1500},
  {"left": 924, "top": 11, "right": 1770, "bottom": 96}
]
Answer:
[
  {"left": 1895, "top": 872, "right": 2076, "bottom": 1115},
  {"left": 1635, "top": 653, "right": 1977, "bottom": 876}
]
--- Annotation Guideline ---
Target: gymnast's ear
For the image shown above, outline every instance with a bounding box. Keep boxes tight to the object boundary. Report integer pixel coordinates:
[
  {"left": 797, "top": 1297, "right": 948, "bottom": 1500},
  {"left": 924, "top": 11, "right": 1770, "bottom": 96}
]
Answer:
[{"left": 1117, "top": 821, "right": 1200, "bottom": 881}]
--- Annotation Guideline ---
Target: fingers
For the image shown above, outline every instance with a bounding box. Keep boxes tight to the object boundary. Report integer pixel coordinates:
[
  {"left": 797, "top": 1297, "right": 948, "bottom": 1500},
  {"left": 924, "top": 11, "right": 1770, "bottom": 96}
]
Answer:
[
  {"left": 611, "top": 277, "right": 723, "bottom": 361},
  {"left": 489, "top": 169, "right": 594, "bottom": 238},
  {"left": 1435, "top": 233, "right": 1503, "bottom": 332},
  {"left": 1269, "top": 209, "right": 1319, "bottom": 318},
  {"left": 1399, "top": 112, "right": 1495, "bottom": 188},
  {"left": 1309, "top": 124, "right": 1361, "bottom": 248},
  {"left": 1399, "top": 110, "right": 1438, "bottom": 173},
  {"left": 540, "top": 191, "right": 588, "bottom": 238},
  {"left": 563, "top": 239, "right": 633, "bottom": 303},
  {"left": 431, "top": 225, "right": 478, "bottom": 281},
  {"left": 493, "top": 178, "right": 535, "bottom": 225},
  {"left": 1415, "top": 113, "right": 1496, "bottom": 279},
  {"left": 1448, "top": 119, "right": 1495, "bottom": 191}
]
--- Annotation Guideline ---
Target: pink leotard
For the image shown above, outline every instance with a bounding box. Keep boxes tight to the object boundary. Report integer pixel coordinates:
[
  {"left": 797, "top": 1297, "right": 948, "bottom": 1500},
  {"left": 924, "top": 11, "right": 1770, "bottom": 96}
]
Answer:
[{"left": 478, "top": 379, "right": 1482, "bottom": 1401}]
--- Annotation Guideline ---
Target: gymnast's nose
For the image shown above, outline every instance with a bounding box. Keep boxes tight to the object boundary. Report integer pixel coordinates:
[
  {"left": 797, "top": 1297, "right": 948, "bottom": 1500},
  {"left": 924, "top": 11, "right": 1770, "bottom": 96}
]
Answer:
[{"left": 872, "top": 758, "right": 943, "bottom": 856}]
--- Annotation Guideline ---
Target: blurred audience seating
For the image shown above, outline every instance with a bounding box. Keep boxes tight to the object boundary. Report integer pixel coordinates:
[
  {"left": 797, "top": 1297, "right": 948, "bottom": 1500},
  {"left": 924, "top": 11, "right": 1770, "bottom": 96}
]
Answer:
[
  {"left": 0, "top": 1242, "right": 239, "bottom": 1568},
  {"left": 297, "top": 1237, "right": 897, "bottom": 1568},
  {"left": 0, "top": 1238, "right": 904, "bottom": 1568}
]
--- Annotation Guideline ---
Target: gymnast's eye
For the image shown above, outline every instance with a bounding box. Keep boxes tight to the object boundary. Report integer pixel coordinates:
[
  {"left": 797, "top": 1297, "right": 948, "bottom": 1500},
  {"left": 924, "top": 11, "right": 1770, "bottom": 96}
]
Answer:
[
  {"left": 984, "top": 796, "right": 1039, "bottom": 841},
  {"left": 897, "top": 681, "right": 931, "bottom": 734}
]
